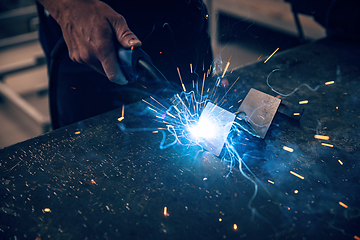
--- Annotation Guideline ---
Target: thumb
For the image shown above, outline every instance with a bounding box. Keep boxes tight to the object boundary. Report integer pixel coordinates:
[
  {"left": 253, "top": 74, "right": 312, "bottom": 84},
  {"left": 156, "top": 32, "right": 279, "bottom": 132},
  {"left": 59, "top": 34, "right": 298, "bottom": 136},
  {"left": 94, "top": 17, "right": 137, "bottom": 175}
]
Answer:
[{"left": 110, "top": 15, "right": 142, "bottom": 49}]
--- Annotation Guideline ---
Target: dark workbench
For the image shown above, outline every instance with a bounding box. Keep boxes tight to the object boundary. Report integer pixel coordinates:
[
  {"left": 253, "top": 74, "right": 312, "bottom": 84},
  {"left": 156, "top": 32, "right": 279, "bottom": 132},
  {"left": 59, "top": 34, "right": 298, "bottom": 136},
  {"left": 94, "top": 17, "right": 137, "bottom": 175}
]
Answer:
[{"left": 1, "top": 38, "right": 360, "bottom": 239}]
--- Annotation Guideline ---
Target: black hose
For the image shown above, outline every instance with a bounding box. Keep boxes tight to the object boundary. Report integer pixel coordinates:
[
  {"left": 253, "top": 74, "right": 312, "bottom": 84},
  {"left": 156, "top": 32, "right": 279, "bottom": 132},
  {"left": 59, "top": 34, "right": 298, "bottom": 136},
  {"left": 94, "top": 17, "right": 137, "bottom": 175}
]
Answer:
[{"left": 137, "top": 58, "right": 173, "bottom": 90}]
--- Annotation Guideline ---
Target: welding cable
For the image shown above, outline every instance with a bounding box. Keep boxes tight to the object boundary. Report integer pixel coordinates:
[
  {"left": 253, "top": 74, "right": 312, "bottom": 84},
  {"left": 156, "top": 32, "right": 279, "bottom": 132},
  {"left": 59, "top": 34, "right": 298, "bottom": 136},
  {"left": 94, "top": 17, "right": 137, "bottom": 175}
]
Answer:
[{"left": 137, "top": 58, "right": 173, "bottom": 90}]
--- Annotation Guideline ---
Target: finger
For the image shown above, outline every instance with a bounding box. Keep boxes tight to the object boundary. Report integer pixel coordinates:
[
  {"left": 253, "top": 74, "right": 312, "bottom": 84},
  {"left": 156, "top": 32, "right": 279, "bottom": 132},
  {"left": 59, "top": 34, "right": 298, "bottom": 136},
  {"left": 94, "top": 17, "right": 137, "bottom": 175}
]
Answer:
[
  {"left": 110, "top": 15, "right": 142, "bottom": 49},
  {"left": 99, "top": 43, "right": 128, "bottom": 85}
]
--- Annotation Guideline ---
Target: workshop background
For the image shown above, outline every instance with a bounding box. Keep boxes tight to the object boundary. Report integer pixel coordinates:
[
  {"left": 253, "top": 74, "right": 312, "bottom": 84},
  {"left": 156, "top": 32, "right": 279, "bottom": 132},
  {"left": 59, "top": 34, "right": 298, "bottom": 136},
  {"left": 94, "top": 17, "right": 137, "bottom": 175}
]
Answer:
[{"left": 0, "top": 0, "right": 326, "bottom": 148}]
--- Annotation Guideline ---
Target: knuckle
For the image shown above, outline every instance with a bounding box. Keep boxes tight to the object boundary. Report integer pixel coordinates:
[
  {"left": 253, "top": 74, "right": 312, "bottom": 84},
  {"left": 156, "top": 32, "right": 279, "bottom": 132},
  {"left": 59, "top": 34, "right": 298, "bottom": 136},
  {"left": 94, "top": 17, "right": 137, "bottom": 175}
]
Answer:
[{"left": 79, "top": 50, "right": 91, "bottom": 63}]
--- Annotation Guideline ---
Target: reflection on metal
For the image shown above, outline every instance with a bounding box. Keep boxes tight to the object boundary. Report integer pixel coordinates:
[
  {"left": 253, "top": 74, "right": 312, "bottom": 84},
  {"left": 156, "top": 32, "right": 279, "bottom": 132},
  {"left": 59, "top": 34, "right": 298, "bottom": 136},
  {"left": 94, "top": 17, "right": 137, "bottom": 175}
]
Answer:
[
  {"left": 194, "top": 102, "right": 235, "bottom": 156},
  {"left": 237, "top": 88, "right": 281, "bottom": 139}
]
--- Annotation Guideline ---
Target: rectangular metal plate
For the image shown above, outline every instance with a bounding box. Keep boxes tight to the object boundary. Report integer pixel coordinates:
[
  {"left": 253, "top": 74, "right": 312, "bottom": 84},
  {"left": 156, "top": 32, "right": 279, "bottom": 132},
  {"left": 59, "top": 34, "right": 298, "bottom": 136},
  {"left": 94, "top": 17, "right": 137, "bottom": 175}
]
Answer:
[
  {"left": 237, "top": 88, "right": 281, "bottom": 138},
  {"left": 197, "top": 102, "right": 235, "bottom": 156}
]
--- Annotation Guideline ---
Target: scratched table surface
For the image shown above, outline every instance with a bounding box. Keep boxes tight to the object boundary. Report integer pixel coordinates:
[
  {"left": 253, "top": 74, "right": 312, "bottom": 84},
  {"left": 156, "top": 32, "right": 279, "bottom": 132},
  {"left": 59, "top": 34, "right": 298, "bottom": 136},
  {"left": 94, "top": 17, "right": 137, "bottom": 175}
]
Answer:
[{"left": 1, "top": 37, "right": 360, "bottom": 240}]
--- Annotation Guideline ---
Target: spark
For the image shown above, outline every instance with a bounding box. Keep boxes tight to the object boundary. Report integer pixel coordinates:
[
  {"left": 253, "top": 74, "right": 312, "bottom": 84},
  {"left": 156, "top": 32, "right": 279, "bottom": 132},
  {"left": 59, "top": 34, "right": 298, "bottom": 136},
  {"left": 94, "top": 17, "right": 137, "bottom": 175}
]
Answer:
[
  {"left": 293, "top": 113, "right": 300, "bottom": 116},
  {"left": 219, "top": 218, "right": 223, "bottom": 222},
  {"left": 338, "top": 160, "right": 343, "bottom": 165},
  {"left": 283, "top": 146, "right": 294, "bottom": 152},
  {"left": 314, "top": 135, "right": 330, "bottom": 140},
  {"left": 117, "top": 70, "right": 261, "bottom": 223},
  {"left": 325, "top": 81, "right": 334, "bottom": 85},
  {"left": 257, "top": 54, "right": 263, "bottom": 60},
  {"left": 190, "top": 63, "right": 193, "bottom": 73},
  {"left": 74, "top": 131, "right": 81, "bottom": 135},
  {"left": 321, "top": 143, "right": 333, "bottom": 147},
  {"left": 222, "top": 58, "right": 231, "bottom": 78},
  {"left": 201, "top": 72, "right": 206, "bottom": 102},
  {"left": 150, "top": 96, "right": 167, "bottom": 110},
  {"left": 90, "top": 179, "right": 97, "bottom": 185},
  {"left": 177, "top": 67, "right": 186, "bottom": 92},
  {"left": 268, "top": 180, "right": 274, "bottom": 184},
  {"left": 118, "top": 105, "right": 125, "bottom": 122},
  {"left": 354, "top": 236, "right": 360, "bottom": 240},
  {"left": 43, "top": 208, "right": 51, "bottom": 213},
  {"left": 290, "top": 171, "right": 304, "bottom": 179},
  {"left": 163, "top": 207, "right": 169, "bottom": 217},
  {"left": 264, "top": 48, "right": 279, "bottom": 63},
  {"left": 299, "top": 100, "right": 308, "bottom": 105},
  {"left": 233, "top": 224, "right": 238, "bottom": 230},
  {"left": 294, "top": 190, "right": 299, "bottom": 194},
  {"left": 219, "top": 77, "right": 240, "bottom": 107},
  {"left": 176, "top": 94, "right": 191, "bottom": 115},
  {"left": 339, "top": 202, "right": 348, "bottom": 208},
  {"left": 142, "top": 99, "right": 162, "bottom": 112}
]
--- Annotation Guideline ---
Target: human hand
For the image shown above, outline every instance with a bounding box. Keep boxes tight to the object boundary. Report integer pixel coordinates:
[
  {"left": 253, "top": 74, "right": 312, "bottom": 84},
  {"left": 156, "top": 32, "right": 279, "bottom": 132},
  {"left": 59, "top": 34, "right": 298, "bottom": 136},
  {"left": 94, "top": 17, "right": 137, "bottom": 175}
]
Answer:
[{"left": 38, "top": 0, "right": 142, "bottom": 85}]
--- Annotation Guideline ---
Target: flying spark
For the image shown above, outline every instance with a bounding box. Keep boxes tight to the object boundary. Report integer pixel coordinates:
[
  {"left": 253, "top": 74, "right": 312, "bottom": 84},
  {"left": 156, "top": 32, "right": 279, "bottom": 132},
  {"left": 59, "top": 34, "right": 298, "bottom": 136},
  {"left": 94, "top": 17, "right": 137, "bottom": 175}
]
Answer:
[
  {"left": 222, "top": 60, "right": 231, "bottom": 78},
  {"left": 264, "top": 48, "right": 279, "bottom": 63},
  {"left": 283, "top": 146, "right": 294, "bottom": 152},
  {"left": 299, "top": 100, "right": 309, "bottom": 105},
  {"left": 325, "top": 81, "right": 334, "bottom": 85},
  {"left": 118, "top": 105, "right": 125, "bottom": 121},
  {"left": 290, "top": 171, "right": 304, "bottom": 179},
  {"left": 321, "top": 143, "right": 333, "bottom": 147},
  {"left": 233, "top": 224, "right": 238, "bottom": 230},
  {"left": 339, "top": 202, "right": 348, "bottom": 208},
  {"left": 43, "top": 208, "right": 51, "bottom": 213},
  {"left": 177, "top": 67, "right": 186, "bottom": 92},
  {"left": 314, "top": 135, "right": 329, "bottom": 140},
  {"left": 163, "top": 206, "right": 169, "bottom": 216}
]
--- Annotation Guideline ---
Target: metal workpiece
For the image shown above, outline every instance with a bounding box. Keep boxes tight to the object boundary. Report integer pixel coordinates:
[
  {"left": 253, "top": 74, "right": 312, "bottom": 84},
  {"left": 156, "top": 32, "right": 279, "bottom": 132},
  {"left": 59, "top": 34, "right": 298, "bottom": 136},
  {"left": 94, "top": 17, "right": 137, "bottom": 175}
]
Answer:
[{"left": 1, "top": 38, "right": 360, "bottom": 239}]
